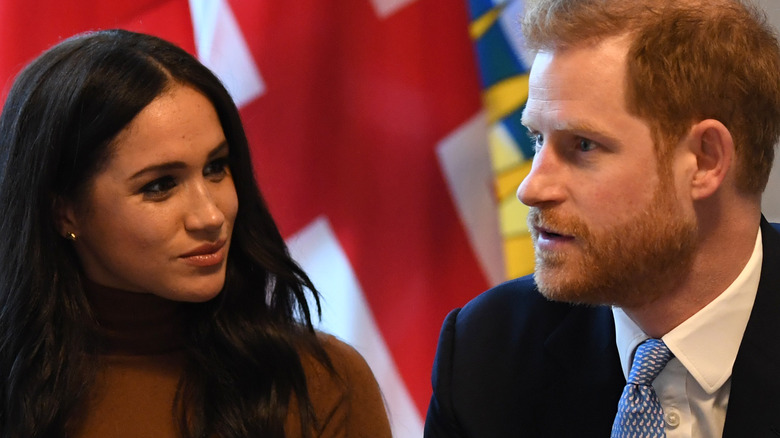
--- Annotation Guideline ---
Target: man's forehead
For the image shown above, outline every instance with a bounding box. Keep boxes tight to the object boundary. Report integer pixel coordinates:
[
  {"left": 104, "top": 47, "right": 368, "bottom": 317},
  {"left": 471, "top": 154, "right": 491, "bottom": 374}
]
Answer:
[
  {"left": 528, "top": 35, "right": 633, "bottom": 70},
  {"left": 523, "top": 39, "right": 633, "bottom": 121},
  {"left": 521, "top": 106, "right": 617, "bottom": 144}
]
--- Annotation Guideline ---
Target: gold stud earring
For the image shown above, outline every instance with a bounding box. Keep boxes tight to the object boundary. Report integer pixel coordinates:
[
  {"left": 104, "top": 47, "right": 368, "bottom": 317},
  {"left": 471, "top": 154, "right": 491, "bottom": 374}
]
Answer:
[{"left": 66, "top": 232, "right": 77, "bottom": 241}]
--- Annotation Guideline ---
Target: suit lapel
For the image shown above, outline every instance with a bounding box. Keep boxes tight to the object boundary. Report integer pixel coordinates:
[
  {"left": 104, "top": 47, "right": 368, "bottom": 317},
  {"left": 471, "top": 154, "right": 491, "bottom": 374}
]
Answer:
[
  {"left": 543, "top": 304, "right": 625, "bottom": 435},
  {"left": 724, "top": 218, "right": 780, "bottom": 436}
]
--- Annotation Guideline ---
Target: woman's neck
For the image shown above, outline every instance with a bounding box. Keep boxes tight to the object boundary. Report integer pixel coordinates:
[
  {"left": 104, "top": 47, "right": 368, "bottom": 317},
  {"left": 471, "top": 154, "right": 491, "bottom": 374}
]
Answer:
[{"left": 83, "top": 279, "right": 187, "bottom": 355}]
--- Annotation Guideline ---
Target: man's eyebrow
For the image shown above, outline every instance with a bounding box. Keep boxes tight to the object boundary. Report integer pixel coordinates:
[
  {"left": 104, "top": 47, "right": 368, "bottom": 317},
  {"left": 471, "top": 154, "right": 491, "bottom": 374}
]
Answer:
[
  {"left": 129, "top": 140, "right": 229, "bottom": 180},
  {"left": 521, "top": 114, "right": 620, "bottom": 144}
]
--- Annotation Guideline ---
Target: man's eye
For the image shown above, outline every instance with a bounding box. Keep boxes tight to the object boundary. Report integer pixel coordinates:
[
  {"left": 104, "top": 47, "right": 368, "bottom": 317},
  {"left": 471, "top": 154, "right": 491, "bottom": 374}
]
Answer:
[
  {"left": 527, "top": 131, "right": 544, "bottom": 152},
  {"left": 578, "top": 138, "right": 596, "bottom": 152}
]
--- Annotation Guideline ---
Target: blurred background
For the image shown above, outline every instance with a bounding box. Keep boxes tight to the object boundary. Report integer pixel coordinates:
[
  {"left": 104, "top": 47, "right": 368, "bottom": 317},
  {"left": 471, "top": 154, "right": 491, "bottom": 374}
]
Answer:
[{"left": 1, "top": 1, "right": 779, "bottom": 436}]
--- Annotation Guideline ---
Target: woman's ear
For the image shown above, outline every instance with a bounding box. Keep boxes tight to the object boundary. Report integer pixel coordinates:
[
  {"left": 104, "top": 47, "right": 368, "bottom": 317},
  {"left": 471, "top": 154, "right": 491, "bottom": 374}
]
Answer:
[
  {"left": 52, "top": 196, "right": 80, "bottom": 239},
  {"left": 687, "top": 119, "right": 734, "bottom": 200}
]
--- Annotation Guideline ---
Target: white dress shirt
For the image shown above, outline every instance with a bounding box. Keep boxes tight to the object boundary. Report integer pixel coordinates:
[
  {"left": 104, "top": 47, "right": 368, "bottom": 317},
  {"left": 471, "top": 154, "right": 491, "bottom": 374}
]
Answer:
[{"left": 613, "top": 228, "right": 762, "bottom": 438}]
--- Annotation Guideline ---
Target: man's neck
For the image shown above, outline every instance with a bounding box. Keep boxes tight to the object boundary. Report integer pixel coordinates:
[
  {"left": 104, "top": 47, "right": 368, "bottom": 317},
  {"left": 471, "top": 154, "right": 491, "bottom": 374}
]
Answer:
[{"left": 621, "top": 208, "right": 761, "bottom": 338}]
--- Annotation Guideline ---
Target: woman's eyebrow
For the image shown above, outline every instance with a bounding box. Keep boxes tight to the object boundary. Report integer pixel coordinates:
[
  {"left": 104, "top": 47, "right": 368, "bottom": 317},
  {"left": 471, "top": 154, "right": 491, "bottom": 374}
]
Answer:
[{"left": 129, "top": 140, "right": 229, "bottom": 181}]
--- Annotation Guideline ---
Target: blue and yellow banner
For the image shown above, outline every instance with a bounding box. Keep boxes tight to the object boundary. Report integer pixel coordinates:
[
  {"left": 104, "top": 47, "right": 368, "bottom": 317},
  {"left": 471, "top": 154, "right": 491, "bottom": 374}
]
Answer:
[{"left": 466, "top": 0, "right": 535, "bottom": 278}]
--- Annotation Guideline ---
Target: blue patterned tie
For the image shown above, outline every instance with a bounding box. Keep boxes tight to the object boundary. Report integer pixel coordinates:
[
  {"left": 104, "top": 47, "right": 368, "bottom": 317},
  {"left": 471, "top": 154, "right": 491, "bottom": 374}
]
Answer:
[{"left": 611, "top": 339, "right": 674, "bottom": 437}]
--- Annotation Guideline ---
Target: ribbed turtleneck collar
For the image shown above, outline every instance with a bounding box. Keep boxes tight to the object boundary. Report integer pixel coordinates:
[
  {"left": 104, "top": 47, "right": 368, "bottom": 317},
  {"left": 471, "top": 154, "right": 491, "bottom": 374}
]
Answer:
[{"left": 83, "top": 279, "right": 187, "bottom": 356}]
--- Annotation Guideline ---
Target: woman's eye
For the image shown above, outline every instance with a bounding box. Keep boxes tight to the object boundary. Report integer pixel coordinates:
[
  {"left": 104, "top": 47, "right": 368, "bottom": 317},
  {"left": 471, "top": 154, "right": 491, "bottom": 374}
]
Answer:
[
  {"left": 140, "top": 176, "right": 176, "bottom": 200},
  {"left": 578, "top": 138, "right": 596, "bottom": 152},
  {"left": 204, "top": 157, "right": 230, "bottom": 181}
]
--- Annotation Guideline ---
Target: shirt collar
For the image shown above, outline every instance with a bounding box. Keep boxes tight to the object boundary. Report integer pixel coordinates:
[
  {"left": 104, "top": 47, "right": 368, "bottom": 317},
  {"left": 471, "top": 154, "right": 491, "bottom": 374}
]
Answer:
[{"left": 613, "top": 227, "right": 762, "bottom": 394}]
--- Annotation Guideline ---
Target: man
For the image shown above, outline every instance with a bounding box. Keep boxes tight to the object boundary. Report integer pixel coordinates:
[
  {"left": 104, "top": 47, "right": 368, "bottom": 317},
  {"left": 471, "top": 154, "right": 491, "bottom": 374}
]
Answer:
[{"left": 425, "top": 0, "right": 780, "bottom": 436}]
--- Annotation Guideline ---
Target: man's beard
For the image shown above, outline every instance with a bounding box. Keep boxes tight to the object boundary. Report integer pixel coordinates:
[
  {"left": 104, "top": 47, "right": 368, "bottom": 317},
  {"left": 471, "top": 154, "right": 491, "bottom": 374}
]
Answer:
[{"left": 528, "top": 182, "right": 698, "bottom": 308}]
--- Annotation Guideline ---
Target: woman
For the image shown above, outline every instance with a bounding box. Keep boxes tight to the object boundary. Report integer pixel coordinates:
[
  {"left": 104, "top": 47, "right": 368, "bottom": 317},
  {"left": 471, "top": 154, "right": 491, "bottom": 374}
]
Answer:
[{"left": 0, "top": 29, "right": 391, "bottom": 437}]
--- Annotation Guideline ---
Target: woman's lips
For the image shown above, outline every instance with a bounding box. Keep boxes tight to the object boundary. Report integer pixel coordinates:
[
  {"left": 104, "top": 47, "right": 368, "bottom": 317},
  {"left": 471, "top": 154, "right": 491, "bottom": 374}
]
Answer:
[{"left": 180, "top": 239, "right": 227, "bottom": 267}]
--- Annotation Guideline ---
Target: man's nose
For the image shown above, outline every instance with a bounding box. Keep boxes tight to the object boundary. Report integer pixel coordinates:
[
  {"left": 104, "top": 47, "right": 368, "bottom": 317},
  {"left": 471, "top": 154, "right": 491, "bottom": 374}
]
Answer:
[{"left": 517, "top": 144, "right": 566, "bottom": 207}]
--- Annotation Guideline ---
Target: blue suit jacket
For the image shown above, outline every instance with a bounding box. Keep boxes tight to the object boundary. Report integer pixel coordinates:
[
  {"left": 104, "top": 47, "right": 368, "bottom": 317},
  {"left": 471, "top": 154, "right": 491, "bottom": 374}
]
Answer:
[{"left": 425, "top": 219, "right": 780, "bottom": 437}]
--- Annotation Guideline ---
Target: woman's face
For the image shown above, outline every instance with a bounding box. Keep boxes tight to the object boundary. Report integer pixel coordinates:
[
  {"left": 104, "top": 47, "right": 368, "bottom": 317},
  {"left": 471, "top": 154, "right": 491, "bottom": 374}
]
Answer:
[{"left": 59, "top": 84, "right": 239, "bottom": 302}]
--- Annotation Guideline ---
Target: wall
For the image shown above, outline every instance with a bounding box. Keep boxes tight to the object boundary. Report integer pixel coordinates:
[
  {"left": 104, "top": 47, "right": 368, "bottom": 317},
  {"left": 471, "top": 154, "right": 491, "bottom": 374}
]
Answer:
[{"left": 757, "top": 0, "right": 780, "bottom": 220}]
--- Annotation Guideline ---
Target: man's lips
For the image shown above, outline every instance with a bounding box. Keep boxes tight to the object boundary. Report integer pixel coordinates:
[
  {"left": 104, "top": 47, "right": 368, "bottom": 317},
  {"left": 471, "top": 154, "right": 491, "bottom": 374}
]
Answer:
[
  {"left": 534, "top": 225, "right": 572, "bottom": 239},
  {"left": 527, "top": 209, "right": 581, "bottom": 247},
  {"left": 533, "top": 226, "right": 575, "bottom": 250}
]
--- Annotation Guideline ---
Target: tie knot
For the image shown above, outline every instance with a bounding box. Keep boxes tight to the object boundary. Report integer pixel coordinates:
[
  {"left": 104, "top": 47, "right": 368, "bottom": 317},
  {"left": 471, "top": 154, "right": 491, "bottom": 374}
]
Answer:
[{"left": 627, "top": 339, "right": 673, "bottom": 386}]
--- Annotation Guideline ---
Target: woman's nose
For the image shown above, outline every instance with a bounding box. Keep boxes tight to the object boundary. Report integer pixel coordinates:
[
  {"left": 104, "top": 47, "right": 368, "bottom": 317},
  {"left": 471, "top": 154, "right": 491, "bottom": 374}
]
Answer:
[{"left": 184, "top": 182, "right": 225, "bottom": 233}]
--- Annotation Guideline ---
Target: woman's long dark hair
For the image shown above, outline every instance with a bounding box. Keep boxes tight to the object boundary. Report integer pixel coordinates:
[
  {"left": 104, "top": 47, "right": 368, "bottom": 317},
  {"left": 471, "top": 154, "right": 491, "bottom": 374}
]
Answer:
[{"left": 0, "top": 29, "right": 329, "bottom": 437}]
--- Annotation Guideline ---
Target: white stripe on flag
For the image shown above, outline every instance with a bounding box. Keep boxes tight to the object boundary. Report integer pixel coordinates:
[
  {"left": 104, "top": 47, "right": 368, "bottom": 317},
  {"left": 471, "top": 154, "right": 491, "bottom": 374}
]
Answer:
[
  {"left": 437, "top": 111, "right": 505, "bottom": 286},
  {"left": 368, "top": 0, "right": 418, "bottom": 18},
  {"left": 287, "top": 217, "right": 424, "bottom": 438},
  {"left": 188, "top": 0, "right": 265, "bottom": 107}
]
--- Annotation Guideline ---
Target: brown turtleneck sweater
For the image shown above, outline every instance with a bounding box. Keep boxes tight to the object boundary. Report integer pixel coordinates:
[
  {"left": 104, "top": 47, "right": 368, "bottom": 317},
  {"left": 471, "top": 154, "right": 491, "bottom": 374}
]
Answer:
[{"left": 71, "top": 282, "right": 391, "bottom": 437}]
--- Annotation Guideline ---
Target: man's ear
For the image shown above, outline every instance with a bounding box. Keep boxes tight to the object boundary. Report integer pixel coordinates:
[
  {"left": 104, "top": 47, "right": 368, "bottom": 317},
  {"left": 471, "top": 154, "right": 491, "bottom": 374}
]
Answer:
[
  {"left": 686, "top": 119, "right": 734, "bottom": 200},
  {"left": 52, "top": 195, "right": 80, "bottom": 239}
]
